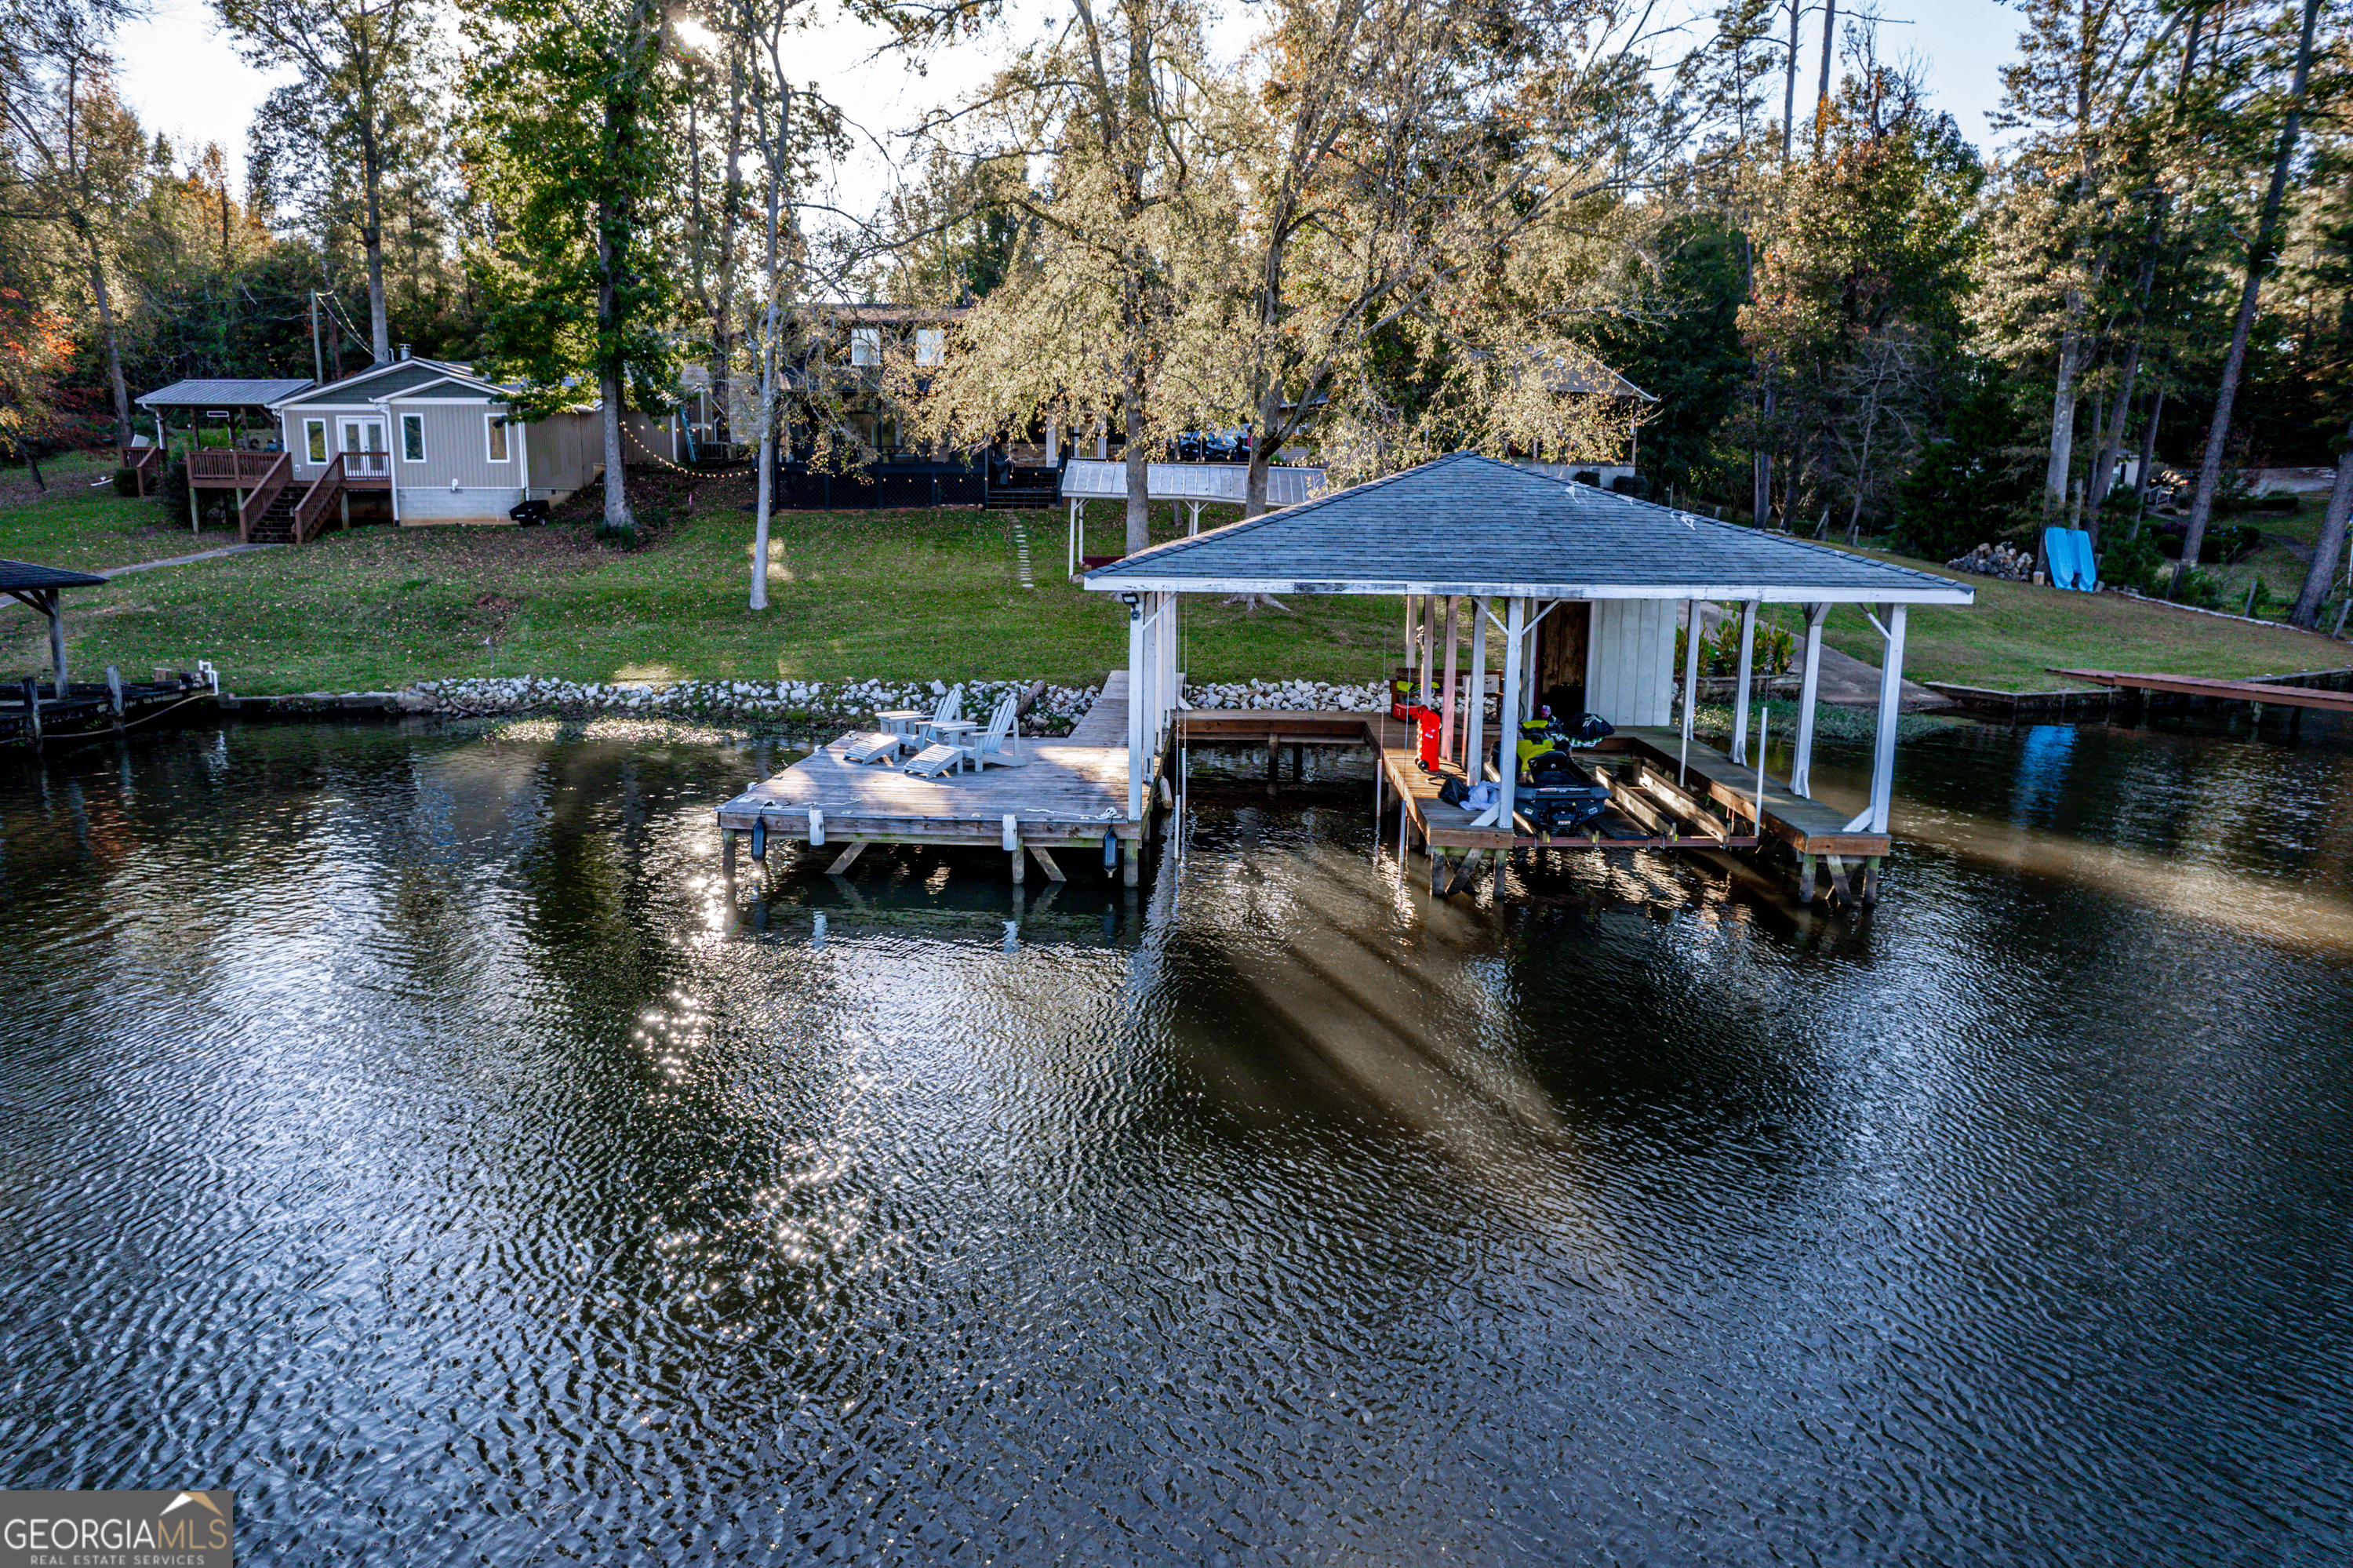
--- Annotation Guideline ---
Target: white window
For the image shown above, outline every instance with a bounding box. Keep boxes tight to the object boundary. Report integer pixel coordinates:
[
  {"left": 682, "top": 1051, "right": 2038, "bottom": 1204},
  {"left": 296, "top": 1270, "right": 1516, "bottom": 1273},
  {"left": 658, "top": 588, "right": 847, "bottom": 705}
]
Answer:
[
  {"left": 304, "top": 418, "right": 328, "bottom": 464},
  {"left": 400, "top": 413, "right": 426, "bottom": 462},
  {"left": 485, "top": 413, "right": 511, "bottom": 462},
  {"left": 915, "top": 328, "right": 945, "bottom": 367},
  {"left": 850, "top": 326, "right": 881, "bottom": 366}
]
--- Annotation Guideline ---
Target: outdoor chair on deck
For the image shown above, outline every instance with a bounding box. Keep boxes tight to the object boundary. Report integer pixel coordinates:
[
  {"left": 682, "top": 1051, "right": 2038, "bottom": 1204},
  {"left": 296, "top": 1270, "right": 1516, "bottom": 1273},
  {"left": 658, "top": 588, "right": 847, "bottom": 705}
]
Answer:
[
  {"left": 876, "top": 689, "right": 959, "bottom": 740},
  {"left": 966, "top": 693, "right": 1024, "bottom": 769}
]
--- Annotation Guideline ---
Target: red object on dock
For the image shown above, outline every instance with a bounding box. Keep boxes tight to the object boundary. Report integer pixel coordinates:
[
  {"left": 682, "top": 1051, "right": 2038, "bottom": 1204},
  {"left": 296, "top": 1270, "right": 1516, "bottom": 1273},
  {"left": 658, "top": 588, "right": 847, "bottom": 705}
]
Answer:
[{"left": 1413, "top": 706, "right": 1442, "bottom": 771}]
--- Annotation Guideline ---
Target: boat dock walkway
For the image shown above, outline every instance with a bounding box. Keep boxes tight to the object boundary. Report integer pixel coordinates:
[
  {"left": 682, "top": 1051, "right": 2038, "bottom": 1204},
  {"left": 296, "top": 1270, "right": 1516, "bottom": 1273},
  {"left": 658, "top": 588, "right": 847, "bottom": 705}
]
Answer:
[
  {"left": 1175, "top": 709, "right": 1889, "bottom": 902},
  {"left": 717, "top": 672, "right": 1147, "bottom": 885},
  {"left": 2048, "top": 668, "right": 2353, "bottom": 715}
]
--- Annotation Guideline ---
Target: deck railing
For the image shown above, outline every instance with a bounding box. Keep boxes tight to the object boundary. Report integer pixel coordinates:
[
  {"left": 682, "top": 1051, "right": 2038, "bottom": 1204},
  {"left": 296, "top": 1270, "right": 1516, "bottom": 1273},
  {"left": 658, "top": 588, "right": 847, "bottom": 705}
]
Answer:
[
  {"left": 236, "top": 453, "right": 293, "bottom": 540},
  {"left": 117, "top": 446, "right": 162, "bottom": 496},
  {"left": 292, "top": 462, "right": 345, "bottom": 542},
  {"left": 188, "top": 449, "right": 285, "bottom": 485},
  {"left": 339, "top": 450, "right": 391, "bottom": 480}
]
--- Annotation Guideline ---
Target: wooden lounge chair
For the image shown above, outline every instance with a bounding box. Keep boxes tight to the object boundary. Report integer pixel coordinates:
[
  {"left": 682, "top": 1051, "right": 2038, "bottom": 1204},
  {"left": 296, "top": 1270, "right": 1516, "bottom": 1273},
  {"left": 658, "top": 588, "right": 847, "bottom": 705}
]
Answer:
[
  {"left": 967, "top": 692, "right": 1024, "bottom": 769},
  {"left": 838, "top": 730, "right": 903, "bottom": 765},
  {"left": 876, "top": 689, "right": 959, "bottom": 740},
  {"left": 903, "top": 741, "right": 966, "bottom": 778}
]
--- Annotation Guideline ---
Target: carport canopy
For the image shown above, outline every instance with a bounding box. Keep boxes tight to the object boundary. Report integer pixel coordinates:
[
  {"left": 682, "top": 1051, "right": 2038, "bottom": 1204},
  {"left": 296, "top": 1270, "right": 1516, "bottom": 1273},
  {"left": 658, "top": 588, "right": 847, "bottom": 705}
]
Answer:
[{"left": 1081, "top": 451, "right": 1975, "bottom": 832}]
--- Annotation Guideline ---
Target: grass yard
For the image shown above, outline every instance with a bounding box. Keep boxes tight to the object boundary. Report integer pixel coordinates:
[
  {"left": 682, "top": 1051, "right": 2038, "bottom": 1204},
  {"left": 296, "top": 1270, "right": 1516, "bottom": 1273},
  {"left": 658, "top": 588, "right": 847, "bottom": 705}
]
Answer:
[
  {"left": 0, "top": 467, "right": 1401, "bottom": 693},
  {"left": 1800, "top": 540, "right": 2346, "bottom": 692},
  {"left": 2, "top": 456, "right": 2344, "bottom": 697}
]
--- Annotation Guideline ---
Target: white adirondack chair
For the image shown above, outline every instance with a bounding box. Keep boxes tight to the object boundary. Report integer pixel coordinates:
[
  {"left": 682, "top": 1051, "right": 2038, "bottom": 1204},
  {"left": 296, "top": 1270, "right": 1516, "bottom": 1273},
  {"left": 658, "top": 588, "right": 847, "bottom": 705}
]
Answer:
[
  {"left": 916, "top": 687, "right": 965, "bottom": 744},
  {"left": 966, "top": 692, "right": 1024, "bottom": 769}
]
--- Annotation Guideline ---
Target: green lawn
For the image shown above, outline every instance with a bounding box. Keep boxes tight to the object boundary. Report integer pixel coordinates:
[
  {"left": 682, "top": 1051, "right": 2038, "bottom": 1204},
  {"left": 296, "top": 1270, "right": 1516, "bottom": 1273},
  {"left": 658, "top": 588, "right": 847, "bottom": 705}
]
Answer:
[
  {"left": 0, "top": 450, "right": 226, "bottom": 573},
  {"left": 0, "top": 469, "right": 1401, "bottom": 693},
  {"left": 1802, "top": 540, "right": 2345, "bottom": 692},
  {"left": 2, "top": 457, "right": 2342, "bottom": 696}
]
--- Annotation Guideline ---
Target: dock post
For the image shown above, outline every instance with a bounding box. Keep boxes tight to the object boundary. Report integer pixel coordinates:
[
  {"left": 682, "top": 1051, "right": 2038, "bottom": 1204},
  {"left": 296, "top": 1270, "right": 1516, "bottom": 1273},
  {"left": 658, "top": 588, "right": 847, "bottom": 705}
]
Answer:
[
  {"left": 1797, "top": 853, "right": 1816, "bottom": 903},
  {"left": 1792, "top": 602, "right": 1827, "bottom": 796},
  {"left": 20, "top": 676, "right": 39, "bottom": 743},
  {"left": 1121, "top": 835, "right": 1139, "bottom": 887},
  {"left": 105, "top": 664, "right": 123, "bottom": 719},
  {"left": 1497, "top": 597, "right": 1525, "bottom": 830},
  {"left": 1005, "top": 814, "right": 1024, "bottom": 883},
  {"left": 1860, "top": 856, "right": 1882, "bottom": 904},
  {"left": 1438, "top": 595, "right": 1460, "bottom": 764},
  {"left": 1729, "top": 601, "right": 1757, "bottom": 763},
  {"left": 1465, "top": 597, "right": 1488, "bottom": 779},
  {"left": 1267, "top": 737, "right": 1279, "bottom": 796},
  {"left": 1430, "top": 850, "right": 1448, "bottom": 897},
  {"left": 722, "top": 828, "right": 738, "bottom": 879}
]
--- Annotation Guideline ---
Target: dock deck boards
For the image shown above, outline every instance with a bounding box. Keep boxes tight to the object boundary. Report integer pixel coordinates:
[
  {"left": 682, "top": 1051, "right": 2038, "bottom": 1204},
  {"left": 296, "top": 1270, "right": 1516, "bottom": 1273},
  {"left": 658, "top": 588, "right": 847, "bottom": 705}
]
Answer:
[
  {"left": 2047, "top": 668, "right": 2353, "bottom": 714},
  {"left": 716, "top": 672, "right": 1140, "bottom": 846}
]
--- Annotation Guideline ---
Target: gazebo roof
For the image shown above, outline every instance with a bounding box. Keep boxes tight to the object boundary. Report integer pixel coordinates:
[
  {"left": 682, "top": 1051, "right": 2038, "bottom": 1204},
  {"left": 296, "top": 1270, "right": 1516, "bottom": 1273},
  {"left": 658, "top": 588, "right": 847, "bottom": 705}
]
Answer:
[
  {"left": 0, "top": 558, "right": 111, "bottom": 592},
  {"left": 1082, "top": 453, "right": 1974, "bottom": 604},
  {"left": 135, "top": 378, "right": 315, "bottom": 411}
]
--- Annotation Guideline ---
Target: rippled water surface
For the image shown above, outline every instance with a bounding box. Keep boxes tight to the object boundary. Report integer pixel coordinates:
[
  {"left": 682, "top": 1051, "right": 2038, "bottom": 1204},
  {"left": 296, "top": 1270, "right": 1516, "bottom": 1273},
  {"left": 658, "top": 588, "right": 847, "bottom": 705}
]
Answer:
[{"left": 5, "top": 713, "right": 2352, "bottom": 1564}]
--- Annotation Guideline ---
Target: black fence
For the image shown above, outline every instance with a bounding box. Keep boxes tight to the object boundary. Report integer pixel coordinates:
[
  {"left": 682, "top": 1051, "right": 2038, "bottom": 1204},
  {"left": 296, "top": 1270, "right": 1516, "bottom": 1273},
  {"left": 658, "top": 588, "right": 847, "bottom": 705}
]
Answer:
[{"left": 776, "top": 461, "right": 987, "bottom": 510}]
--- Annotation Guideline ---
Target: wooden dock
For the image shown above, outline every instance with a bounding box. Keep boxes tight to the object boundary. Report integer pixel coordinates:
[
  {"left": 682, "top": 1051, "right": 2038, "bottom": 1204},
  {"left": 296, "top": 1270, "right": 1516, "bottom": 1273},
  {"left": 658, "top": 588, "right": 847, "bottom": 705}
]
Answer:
[
  {"left": 2047, "top": 668, "right": 2353, "bottom": 715},
  {"left": 1174, "top": 708, "right": 1891, "bottom": 902},
  {"left": 716, "top": 673, "right": 1147, "bottom": 885}
]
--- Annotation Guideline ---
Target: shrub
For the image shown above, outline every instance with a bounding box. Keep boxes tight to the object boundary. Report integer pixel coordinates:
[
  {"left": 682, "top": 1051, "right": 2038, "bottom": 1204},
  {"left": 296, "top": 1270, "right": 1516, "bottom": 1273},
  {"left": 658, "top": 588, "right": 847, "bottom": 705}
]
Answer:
[
  {"left": 2147, "top": 516, "right": 2260, "bottom": 563},
  {"left": 2099, "top": 534, "right": 2166, "bottom": 593},
  {"left": 1891, "top": 379, "right": 2040, "bottom": 560},
  {"left": 111, "top": 466, "right": 138, "bottom": 497}
]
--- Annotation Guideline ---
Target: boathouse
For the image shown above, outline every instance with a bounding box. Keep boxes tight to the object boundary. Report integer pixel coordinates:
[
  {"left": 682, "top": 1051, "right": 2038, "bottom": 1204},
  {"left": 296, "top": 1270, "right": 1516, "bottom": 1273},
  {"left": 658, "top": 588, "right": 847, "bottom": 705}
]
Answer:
[{"left": 1082, "top": 453, "right": 1974, "bottom": 900}]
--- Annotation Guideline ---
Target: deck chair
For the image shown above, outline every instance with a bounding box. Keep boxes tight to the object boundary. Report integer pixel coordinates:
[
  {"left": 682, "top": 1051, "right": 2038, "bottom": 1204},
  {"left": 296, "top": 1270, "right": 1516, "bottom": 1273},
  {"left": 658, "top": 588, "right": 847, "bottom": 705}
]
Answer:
[
  {"left": 903, "top": 741, "right": 966, "bottom": 778},
  {"left": 839, "top": 731, "right": 903, "bottom": 765},
  {"left": 966, "top": 693, "right": 1024, "bottom": 769},
  {"left": 917, "top": 687, "right": 965, "bottom": 743},
  {"left": 878, "top": 688, "right": 959, "bottom": 739}
]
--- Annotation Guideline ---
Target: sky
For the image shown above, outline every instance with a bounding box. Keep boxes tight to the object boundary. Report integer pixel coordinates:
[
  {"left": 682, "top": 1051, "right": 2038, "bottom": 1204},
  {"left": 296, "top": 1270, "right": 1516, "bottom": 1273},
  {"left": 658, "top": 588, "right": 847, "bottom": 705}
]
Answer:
[{"left": 114, "top": 0, "right": 2028, "bottom": 196}]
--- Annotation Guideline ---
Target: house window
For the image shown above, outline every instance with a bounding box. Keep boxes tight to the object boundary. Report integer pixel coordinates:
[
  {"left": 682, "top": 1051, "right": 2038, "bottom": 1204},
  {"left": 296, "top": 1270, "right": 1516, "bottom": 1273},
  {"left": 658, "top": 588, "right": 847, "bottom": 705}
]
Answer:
[
  {"left": 400, "top": 413, "right": 425, "bottom": 462},
  {"left": 915, "top": 328, "right": 944, "bottom": 367},
  {"left": 850, "top": 326, "right": 881, "bottom": 367},
  {"left": 304, "top": 419, "right": 328, "bottom": 464},
  {"left": 486, "top": 413, "right": 511, "bottom": 462}
]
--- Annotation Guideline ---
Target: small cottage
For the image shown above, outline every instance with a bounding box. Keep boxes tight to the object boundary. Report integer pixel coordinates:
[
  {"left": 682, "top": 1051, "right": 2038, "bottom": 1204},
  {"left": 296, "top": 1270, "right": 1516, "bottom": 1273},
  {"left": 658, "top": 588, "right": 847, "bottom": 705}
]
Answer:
[{"left": 267, "top": 355, "right": 682, "bottom": 526}]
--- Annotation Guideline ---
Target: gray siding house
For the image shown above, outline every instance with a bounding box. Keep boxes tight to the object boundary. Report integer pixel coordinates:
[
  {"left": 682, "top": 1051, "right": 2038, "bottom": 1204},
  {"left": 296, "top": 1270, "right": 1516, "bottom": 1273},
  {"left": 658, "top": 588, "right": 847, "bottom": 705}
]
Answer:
[{"left": 267, "top": 356, "right": 683, "bottom": 525}]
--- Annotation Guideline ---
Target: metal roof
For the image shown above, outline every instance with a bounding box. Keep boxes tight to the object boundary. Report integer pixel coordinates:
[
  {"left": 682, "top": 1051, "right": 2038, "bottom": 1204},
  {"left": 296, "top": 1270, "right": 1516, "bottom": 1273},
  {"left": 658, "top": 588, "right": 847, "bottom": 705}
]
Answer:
[
  {"left": 1082, "top": 452, "right": 1975, "bottom": 604},
  {"left": 276, "top": 361, "right": 475, "bottom": 406},
  {"left": 135, "top": 378, "right": 314, "bottom": 409},
  {"left": 0, "top": 558, "right": 111, "bottom": 591}
]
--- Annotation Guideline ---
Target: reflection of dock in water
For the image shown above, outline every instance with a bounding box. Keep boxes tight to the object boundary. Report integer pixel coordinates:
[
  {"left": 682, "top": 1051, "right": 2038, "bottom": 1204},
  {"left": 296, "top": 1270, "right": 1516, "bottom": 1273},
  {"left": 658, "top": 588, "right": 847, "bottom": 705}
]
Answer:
[{"left": 715, "top": 673, "right": 1149, "bottom": 886}]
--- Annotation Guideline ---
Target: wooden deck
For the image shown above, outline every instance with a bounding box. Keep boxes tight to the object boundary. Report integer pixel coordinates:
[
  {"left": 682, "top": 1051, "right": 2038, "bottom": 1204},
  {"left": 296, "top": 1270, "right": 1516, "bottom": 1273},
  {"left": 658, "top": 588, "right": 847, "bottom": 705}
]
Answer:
[
  {"left": 716, "top": 673, "right": 1147, "bottom": 882},
  {"left": 2047, "top": 668, "right": 2353, "bottom": 715}
]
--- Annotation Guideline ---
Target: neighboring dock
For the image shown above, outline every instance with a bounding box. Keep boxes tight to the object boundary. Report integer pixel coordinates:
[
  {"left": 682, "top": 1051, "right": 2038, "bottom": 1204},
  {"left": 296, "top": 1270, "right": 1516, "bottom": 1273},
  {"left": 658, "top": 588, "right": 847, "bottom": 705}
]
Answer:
[
  {"left": 716, "top": 672, "right": 1149, "bottom": 884},
  {"left": 2047, "top": 668, "right": 2353, "bottom": 715}
]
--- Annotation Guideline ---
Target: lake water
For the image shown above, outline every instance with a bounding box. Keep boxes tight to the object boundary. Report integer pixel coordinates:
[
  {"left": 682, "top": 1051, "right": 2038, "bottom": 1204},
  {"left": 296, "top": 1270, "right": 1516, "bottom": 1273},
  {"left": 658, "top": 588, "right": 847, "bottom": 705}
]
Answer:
[{"left": 3, "top": 711, "right": 2350, "bottom": 1564}]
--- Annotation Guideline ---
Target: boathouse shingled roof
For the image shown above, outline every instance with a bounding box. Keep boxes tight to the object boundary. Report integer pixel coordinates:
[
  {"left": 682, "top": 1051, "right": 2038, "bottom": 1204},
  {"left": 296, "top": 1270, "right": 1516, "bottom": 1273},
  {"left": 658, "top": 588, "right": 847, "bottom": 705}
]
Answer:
[
  {"left": 0, "top": 558, "right": 111, "bottom": 591},
  {"left": 135, "top": 377, "right": 315, "bottom": 410},
  {"left": 1082, "top": 453, "right": 1975, "bottom": 603}
]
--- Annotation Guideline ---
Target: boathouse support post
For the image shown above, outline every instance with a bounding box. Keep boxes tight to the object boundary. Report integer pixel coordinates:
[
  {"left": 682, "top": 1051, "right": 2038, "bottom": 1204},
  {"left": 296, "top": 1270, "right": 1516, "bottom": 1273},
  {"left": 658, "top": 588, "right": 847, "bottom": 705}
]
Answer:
[
  {"left": 1729, "top": 600, "right": 1758, "bottom": 763},
  {"left": 1497, "top": 596, "right": 1526, "bottom": 835},
  {"left": 1867, "top": 604, "right": 1907, "bottom": 835},
  {"left": 1439, "top": 596, "right": 1460, "bottom": 767},
  {"left": 1466, "top": 597, "right": 1489, "bottom": 779},
  {"left": 1678, "top": 599, "right": 1703, "bottom": 784},
  {"left": 1126, "top": 594, "right": 1147, "bottom": 821},
  {"left": 1420, "top": 594, "right": 1438, "bottom": 703},
  {"left": 43, "top": 591, "right": 66, "bottom": 697},
  {"left": 1792, "top": 602, "right": 1827, "bottom": 797}
]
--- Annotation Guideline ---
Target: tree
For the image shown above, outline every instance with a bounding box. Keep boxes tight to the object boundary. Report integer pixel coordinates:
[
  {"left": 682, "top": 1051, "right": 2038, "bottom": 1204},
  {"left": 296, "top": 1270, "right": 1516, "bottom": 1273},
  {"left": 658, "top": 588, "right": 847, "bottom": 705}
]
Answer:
[
  {"left": 2177, "top": 0, "right": 2329, "bottom": 574},
  {"left": 0, "top": 286, "right": 74, "bottom": 486},
  {"left": 463, "top": 0, "right": 682, "bottom": 537},
  {"left": 0, "top": 2, "right": 147, "bottom": 442},
  {"left": 217, "top": 0, "right": 443, "bottom": 363}
]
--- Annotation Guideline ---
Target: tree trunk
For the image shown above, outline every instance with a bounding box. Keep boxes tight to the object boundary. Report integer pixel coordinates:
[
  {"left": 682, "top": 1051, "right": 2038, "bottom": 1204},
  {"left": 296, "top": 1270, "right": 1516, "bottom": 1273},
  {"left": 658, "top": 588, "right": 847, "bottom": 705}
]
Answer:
[
  {"left": 2086, "top": 333, "right": 2146, "bottom": 548},
  {"left": 750, "top": 103, "right": 782, "bottom": 612},
  {"left": 357, "top": 112, "right": 391, "bottom": 362},
  {"left": 2043, "top": 301, "right": 2082, "bottom": 519},
  {"left": 2289, "top": 424, "right": 2352, "bottom": 628},
  {"left": 1122, "top": 362, "right": 1149, "bottom": 557},
  {"left": 597, "top": 198, "right": 633, "bottom": 535},
  {"left": 2132, "top": 362, "right": 2166, "bottom": 530},
  {"left": 85, "top": 238, "right": 130, "bottom": 442},
  {"left": 2179, "top": 0, "right": 2322, "bottom": 574}
]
